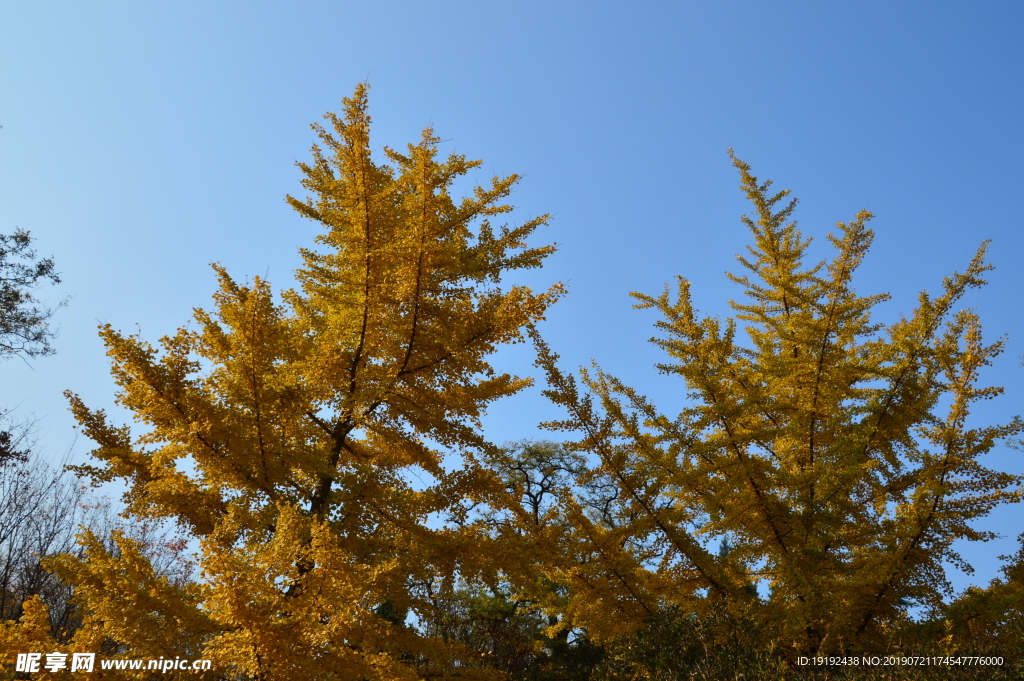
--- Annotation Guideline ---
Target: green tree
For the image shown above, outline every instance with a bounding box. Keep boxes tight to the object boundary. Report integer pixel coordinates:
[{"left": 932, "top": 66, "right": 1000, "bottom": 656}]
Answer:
[
  {"left": 0, "top": 227, "right": 61, "bottom": 465},
  {"left": 929, "top": 534, "right": 1024, "bottom": 658},
  {"left": 534, "top": 152, "right": 1022, "bottom": 657},
  {"left": 434, "top": 440, "right": 609, "bottom": 680},
  {"left": 0, "top": 228, "right": 61, "bottom": 361}
]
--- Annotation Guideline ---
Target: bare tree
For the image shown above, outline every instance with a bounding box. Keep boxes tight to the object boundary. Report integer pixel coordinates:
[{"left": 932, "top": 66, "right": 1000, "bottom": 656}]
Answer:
[
  {"left": 0, "top": 436, "right": 197, "bottom": 640},
  {"left": 0, "top": 431, "right": 91, "bottom": 639}
]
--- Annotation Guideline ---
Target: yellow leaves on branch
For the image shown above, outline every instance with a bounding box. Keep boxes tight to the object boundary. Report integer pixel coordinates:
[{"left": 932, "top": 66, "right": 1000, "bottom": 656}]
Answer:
[
  {"left": 7, "top": 85, "right": 1019, "bottom": 674},
  {"left": 533, "top": 151, "right": 1022, "bottom": 655},
  {"left": 50, "top": 84, "right": 561, "bottom": 680}
]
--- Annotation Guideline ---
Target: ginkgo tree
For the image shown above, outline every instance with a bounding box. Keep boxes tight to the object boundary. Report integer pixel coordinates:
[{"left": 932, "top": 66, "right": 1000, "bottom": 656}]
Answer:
[
  {"left": 533, "top": 152, "right": 1022, "bottom": 657},
  {"left": 7, "top": 84, "right": 562, "bottom": 680}
]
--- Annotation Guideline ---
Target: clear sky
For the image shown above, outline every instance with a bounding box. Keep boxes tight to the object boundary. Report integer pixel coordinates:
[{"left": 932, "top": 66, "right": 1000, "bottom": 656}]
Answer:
[{"left": 3, "top": 0, "right": 1023, "bottom": 594}]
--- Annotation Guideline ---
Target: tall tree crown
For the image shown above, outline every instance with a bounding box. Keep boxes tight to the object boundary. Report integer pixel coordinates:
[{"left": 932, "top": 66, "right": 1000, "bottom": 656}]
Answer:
[
  {"left": 48, "top": 85, "right": 561, "bottom": 680},
  {"left": 534, "top": 152, "right": 1021, "bottom": 655}
]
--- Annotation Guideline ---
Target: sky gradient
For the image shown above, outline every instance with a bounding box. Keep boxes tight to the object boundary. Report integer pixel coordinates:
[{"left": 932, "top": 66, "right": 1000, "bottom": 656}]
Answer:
[{"left": 3, "top": 0, "right": 1023, "bottom": 594}]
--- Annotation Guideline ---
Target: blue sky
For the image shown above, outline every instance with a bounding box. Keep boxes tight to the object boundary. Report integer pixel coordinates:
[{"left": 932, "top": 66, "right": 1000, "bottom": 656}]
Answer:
[{"left": 2, "top": 0, "right": 1023, "bottom": 593}]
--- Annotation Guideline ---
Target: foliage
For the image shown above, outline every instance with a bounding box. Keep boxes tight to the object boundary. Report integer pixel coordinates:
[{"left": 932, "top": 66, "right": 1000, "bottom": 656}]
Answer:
[
  {"left": 532, "top": 152, "right": 1023, "bottom": 657},
  {"left": 0, "top": 412, "right": 30, "bottom": 468},
  {"left": 589, "top": 606, "right": 785, "bottom": 681},
  {"left": 0, "top": 444, "right": 86, "bottom": 641},
  {"left": 0, "top": 440, "right": 195, "bottom": 681},
  {"left": 920, "top": 534, "right": 1024, "bottom": 659},
  {"left": 419, "top": 582, "right": 546, "bottom": 676},
  {"left": 0, "top": 228, "right": 61, "bottom": 360},
  {"left": 0, "top": 227, "right": 61, "bottom": 466},
  {"left": 4, "top": 90, "right": 1022, "bottom": 679},
  {"left": 44, "top": 84, "right": 561, "bottom": 680},
  {"left": 411, "top": 440, "right": 609, "bottom": 681}
]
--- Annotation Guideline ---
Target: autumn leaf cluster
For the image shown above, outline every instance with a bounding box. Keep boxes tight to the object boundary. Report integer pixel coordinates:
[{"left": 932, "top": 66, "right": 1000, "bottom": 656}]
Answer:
[{"left": 2, "top": 86, "right": 1021, "bottom": 680}]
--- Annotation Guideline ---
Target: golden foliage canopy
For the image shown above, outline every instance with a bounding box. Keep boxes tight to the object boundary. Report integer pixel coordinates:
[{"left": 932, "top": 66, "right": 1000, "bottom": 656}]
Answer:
[
  {"left": 4, "top": 89, "right": 1022, "bottom": 677},
  {"left": 533, "top": 152, "right": 1022, "bottom": 655},
  {"left": 41, "top": 84, "right": 561, "bottom": 680}
]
